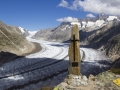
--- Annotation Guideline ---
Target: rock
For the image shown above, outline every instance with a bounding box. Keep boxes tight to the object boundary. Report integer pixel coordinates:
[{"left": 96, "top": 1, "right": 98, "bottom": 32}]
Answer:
[
  {"left": 73, "top": 76, "right": 79, "bottom": 80},
  {"left": 78, "top": 76, "right": 82, "bottom": 79},
  {"left": 66, "top": 85, "right": 76, "bottom": 90},
  {"left": 72, "top": 81, "right": 77, "bottom": 87},
  {"left": 62, "top": 74, "right": 90, "bottom": 89},
  {"left": 95, "top": 71, "right": 120, "bottom": 90},
  {"left": 67, "top": 79, "right": 72, "bottom": 85},
  {"left": 68, "top": 74, "right": 72, "bottom": 79},
  {"left": 82, "top": 76, "right": 88, "bottom": 81},
  {"left": 64, "top": 78, "right": 68, "bottom": 83},
  {"left": 80, "top": 80, "right": 88, "bottom": 86},
  {"left": 76, "top": 82, "right": 80, "bottom": 86},
  {"left": 115, "top": 75, "right": 120, "bottom": 78},
  {"left": 89, "top": 74, "right": 95, "bottom": 81},
  {"left": 95, "top": 81, "right": 100, "bottom": 85}
]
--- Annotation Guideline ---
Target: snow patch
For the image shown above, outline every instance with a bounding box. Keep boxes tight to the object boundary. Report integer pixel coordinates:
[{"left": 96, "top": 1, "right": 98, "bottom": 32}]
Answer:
[
  {"left": 71, "top": 22, "right": 81, "bottom": 27},
  {"left": 82, "top": 20, "right": 105, "bottom": 28},
  {"left": 82, "top": 21, "right": 87, "bottom": 28},
  {"left": 18, "top": 27, "right": 25, "bottom": 33},
  {"left": 95, "top": 20, "right": 105, "bottom": 27},
  {"left": 7, "top": 75, "right": 24, "bottom": 80},
  {"left": 61, "top": 25, "right": 69, "bottom": 31},
  {"left": 86, "top": 21, "right": 94, "bottom": 27},
  {"left": 107, "top": 16, "right": 118, "bottom": 21}
]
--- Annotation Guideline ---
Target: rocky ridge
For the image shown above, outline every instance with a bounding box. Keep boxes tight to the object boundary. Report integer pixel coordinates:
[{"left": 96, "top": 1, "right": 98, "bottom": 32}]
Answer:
[
  {"left": 0, "top": 21, "right": 36, "bottom": 56},
  {"left": 32, "top": 23, "right": 72, "bottom": 42},
  {"left": 80, "top": 20, "right": 120, "bottom": 60}
]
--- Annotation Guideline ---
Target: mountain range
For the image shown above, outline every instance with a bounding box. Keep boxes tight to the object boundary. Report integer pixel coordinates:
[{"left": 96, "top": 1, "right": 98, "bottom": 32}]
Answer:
[{"left": 32, "top": 14, "right": 119, "bottom": 41}]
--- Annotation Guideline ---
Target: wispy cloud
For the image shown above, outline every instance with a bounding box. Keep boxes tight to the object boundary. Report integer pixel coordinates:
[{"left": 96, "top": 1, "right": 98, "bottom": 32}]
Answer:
[
  {"left": 56, "top": 16, "right": 79, "bottom": 22},
  {"left": 86, "top": 14, "right": 95, "bottom": 18},
  {"left": 58, "top": 0, "right": 68, "bottom": 8},
  {"left": 58, "top": 0, "right": 120, "bottom": 15},
  {"left": 58, "top": 0, "right": 80, "bottom": 10}
]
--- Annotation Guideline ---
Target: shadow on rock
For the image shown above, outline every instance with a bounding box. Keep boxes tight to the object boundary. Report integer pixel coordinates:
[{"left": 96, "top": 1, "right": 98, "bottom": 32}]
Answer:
[{"left": 0, "top": 51, "right": 23, "bottom": 66}]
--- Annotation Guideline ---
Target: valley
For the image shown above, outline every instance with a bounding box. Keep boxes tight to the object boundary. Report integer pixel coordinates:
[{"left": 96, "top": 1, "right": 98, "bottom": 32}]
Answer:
[
  {"left": 0, "top": 0, "right": 120, "bottom": 90},
  {"left": 0, "top": 33, "right": 112, "bottom": 90},
  {"left": 0, "top": 14, "right": 119, "bottom": 90}
]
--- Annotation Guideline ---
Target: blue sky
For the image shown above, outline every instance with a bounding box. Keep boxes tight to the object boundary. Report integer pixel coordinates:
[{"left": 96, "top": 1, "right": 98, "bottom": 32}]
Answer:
[{"left": 0, "top": 0, "right": 119, "bottom": 31}]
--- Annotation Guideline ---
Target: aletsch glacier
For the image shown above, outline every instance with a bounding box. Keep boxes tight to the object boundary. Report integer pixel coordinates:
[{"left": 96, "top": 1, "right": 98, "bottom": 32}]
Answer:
[{"left": 0, "top": 30, "right": 112, "bottom": 90}]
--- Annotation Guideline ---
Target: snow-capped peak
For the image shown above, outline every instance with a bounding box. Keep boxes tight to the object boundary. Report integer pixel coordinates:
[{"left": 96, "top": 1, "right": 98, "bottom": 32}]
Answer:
[
  {"left": 57, "top": 14, "right": 120, "bottom": 32},
  {"left": 107, "top": 16, "right": 118, "bottom": 21},
  {"left": 18, "top": 27, "right": 25, "bottom": 34}
]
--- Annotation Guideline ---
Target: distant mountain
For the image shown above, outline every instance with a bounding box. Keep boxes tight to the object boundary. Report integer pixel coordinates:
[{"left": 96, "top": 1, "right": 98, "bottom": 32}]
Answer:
[
  {"left": 18, "top": 27, "right": 30, "bottom": 37},
  {"left": 0, "top": 21, "right": 35, "bottom": 56},
  {"left": 33, "top": 14, "right": 119, "bottom": 42},
  {"left": 32, "top": 23, "right": 72, "bottom": 42}
]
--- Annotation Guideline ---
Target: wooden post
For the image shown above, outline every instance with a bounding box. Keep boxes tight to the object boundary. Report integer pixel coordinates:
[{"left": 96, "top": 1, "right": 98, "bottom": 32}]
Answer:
[{"left": 68, "top": 24, "right": 81, "bottom": 75}]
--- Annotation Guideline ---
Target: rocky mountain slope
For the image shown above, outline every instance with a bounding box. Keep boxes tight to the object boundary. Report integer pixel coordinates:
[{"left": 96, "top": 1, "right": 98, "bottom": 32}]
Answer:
[
  {"left": 0, "top": 21, "right": 36, "bottom": 56},
  {"left": 32, "top": 23, "right": 72, "bottom": 42},
  {"left": 81, "top": 20, "right": 120, "bottom": 60}
]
